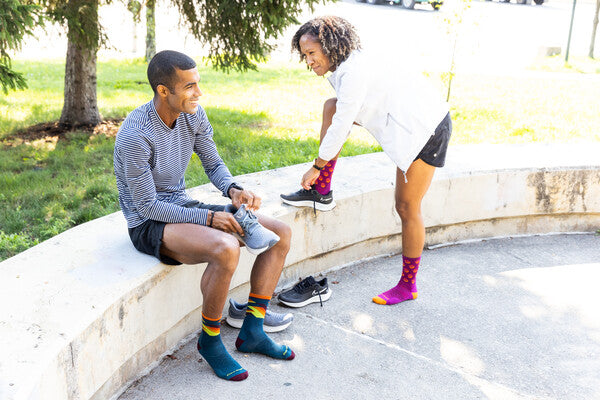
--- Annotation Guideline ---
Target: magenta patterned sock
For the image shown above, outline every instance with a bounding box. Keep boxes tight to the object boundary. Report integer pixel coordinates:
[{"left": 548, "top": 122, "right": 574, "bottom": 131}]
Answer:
[
  {"left": 373, "top": 255, "right": 420, "bottom": 305},
  {"left": 314, "top": 160, "right": 337, "bottom": 195}
]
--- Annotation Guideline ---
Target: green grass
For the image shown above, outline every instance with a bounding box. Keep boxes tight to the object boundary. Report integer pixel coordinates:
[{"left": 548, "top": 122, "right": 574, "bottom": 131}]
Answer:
[{"left": 1, "top": 58, "right": 600, "bottom": 260}]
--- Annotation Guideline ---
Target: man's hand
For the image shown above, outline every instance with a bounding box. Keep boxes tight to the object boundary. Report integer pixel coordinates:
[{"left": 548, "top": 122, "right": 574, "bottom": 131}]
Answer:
[
  {"left": 301, "top": 167, "right": 320, "bottom": 190},
  {"left": 229, "top": 187, "right": 261, "bottom": 212},
  {"left": 210, "top": 211, "right": 244, "bottom": 236}
]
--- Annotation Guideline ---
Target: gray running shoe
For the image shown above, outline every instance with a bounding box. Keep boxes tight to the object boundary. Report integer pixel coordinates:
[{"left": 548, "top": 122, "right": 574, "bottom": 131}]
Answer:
[
  {"left": 231, "top": 204, "right": 280, "bottom": 255},
  {"left": 225, "top": 298, "right": 294, "bottom": 333},
  {"left": 277, "top": 276, "right": 332, "bottom": 308},
  {"left": 280, "top": 187, "right": 336, "bottom": 212}
]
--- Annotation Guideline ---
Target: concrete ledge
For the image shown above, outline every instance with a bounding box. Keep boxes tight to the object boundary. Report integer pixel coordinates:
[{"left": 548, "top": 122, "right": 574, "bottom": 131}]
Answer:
[{"left": 1, "top": 143, "right": 599, "bottom": 400}]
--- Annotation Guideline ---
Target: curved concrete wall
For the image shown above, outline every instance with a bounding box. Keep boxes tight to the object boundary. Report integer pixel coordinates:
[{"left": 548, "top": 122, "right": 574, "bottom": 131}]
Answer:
[{"left": 0, "top": 144, "right": 598, "bottom": 400}]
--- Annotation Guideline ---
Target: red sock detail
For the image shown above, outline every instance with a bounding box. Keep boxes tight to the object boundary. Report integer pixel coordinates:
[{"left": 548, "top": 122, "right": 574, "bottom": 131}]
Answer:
[{"left": 315, "top": 160, "right": 336, "bottom": 195}]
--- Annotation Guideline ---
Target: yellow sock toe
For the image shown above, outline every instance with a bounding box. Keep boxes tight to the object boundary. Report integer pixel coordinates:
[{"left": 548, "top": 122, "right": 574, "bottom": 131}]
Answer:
[{"left": 372, "top": 296, "right": 387, "bottom": 305}]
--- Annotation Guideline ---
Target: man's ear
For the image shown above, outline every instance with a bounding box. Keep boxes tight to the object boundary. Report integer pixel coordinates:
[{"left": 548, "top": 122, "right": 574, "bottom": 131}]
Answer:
[{"left": 156, "top": 84, "right": 169, "bottom": 98}]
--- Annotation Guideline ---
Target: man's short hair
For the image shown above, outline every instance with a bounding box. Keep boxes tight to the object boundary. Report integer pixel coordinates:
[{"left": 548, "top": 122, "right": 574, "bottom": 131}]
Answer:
[{"left": 147, "top": 50, "right": 197, "bottom": 94}]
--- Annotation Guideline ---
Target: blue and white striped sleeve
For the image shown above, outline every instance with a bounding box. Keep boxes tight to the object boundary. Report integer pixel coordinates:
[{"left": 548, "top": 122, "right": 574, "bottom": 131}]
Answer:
[
  {"left": 194, "top": 108, "right": 236, "bottom": 197},
  {"left": 119, "top": 129, "right": 211, "bottom": 225}
]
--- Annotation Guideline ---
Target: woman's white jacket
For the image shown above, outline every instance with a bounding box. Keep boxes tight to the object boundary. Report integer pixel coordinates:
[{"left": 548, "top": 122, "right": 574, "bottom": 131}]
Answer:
[{"left": 319, "top": 50, "right": 449, "bottom": 174}]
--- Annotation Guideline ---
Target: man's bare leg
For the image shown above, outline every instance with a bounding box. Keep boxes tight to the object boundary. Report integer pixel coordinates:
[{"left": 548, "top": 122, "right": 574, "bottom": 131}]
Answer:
[
  {"left": 235, "top": 215, "right": 295, "bottom": 360},
  {"left": 161, "top": 223, "right": 248, "bottom": 381},
  {"left": 162, "top": 223, "right": 240, "bottom": 318}
]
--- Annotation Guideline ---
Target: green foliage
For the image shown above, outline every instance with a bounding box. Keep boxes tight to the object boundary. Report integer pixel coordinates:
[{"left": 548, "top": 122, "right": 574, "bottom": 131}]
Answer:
[
  {"left": 126, "top": 0, "right": 142, "bottom": 22},
  {"left": 0, "top": 0, "right": 42, "bottom": 93},
  {"left": 0, "top": 231, "right": 38, "bottom": 259},
  {"left": 39, "top": 0, "right": 104, "bottom": 48},
  {"left": 174, "top": 0, "right": 324, "bottom": 71}
]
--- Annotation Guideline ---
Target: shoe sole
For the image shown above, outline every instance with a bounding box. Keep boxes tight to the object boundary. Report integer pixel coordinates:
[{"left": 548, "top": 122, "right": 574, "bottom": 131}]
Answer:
[
  {"left": 225, "top": 316, "right": 292, "bottom": 333},
  {"left": 278, "top": 289, "right": 332, "bottom": 308},
  {"left": 280, "top": 198, "right": 336, "bottom": 212},
  {"left": 233, "top": 233, "right": 279, "bottom": 255}
]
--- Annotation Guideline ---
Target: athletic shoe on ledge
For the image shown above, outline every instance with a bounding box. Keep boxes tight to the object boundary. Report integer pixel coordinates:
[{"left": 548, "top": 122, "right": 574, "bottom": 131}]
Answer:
[
  {"left": 280, "top": 187, "right": 336, "bottom": 212},
  {"left": 225, "top": 298, "right": 294, "bottom": 333},
  {"left": 278, "top": 276, "right": 332, "bottom": 308}
]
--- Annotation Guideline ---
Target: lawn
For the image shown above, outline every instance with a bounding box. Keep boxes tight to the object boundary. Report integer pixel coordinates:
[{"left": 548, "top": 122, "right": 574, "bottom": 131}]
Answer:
[{"left": 1, "top": 58, "right": 599, "bottom": 260}]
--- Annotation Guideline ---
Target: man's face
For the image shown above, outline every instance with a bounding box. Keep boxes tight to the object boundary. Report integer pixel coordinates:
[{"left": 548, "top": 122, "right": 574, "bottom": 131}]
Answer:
[{"left": 164, "top": 68, "right": 202, "bottom": 115}]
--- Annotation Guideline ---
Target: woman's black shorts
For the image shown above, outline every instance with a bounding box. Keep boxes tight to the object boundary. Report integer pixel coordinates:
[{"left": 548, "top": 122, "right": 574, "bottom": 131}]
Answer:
[
  {"left": 128, "top": 201, "right": 226, "bottom": 265},
  {"left": 415, "top": 112, "right": 452, "bottom": 168}
]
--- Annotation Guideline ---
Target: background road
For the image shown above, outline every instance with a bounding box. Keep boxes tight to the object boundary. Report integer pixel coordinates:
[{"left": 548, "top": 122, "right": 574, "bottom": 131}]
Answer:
[{"left": 18, "top": 0, "right": 600, "bottom": 73}]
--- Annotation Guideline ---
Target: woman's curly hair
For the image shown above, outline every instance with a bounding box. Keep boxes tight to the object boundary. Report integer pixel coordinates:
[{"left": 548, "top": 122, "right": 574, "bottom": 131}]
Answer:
[{"left": 291, "top": 16, "right": 361, "bottom": 70}]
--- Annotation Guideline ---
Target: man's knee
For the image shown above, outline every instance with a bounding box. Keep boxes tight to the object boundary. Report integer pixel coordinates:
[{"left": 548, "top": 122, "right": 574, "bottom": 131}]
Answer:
[
  {"left": 273, "top": 222, "right": 292, "bottom": 253},
  {"left": 211, "top": 235, "right": 241, "bottom": 271}
]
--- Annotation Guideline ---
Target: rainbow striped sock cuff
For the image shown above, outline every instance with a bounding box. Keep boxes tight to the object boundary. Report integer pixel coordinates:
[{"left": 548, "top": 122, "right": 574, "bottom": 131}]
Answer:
[
  {"left": 202, "top": 313, "right": 221, "bottom": 337},
  {"left": 246, "top": 293, "right": 270, "bottom": 319}
]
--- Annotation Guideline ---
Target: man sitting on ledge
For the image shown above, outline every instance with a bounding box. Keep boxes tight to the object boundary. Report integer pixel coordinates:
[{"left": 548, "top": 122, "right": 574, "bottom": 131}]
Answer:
[{"left": 113, "top": 50, "right": 294, "bottom": 381}]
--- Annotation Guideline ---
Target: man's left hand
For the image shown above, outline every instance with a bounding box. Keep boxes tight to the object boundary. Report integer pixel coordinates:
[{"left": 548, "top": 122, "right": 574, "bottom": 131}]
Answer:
[{"left": 230, "top": 188, "right": 261, "bottom": 211}]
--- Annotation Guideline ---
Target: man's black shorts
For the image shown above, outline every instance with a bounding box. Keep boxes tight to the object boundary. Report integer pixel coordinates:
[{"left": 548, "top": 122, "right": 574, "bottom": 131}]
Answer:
[
  {"left": 128, "top": 201, "right": 226, "bottom": 265},
  {"left": 415, "top": 112, "right": 452, "bottom": 168}
]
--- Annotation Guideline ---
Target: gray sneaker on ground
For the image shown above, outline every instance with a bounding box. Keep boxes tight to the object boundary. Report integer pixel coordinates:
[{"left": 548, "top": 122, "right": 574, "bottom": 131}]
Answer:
[
  {"left": 229, "top": 204, "right": 280, "bottom": 255},
  {"left": 225, "top": 298, "right": 294, "bottom": 333}
]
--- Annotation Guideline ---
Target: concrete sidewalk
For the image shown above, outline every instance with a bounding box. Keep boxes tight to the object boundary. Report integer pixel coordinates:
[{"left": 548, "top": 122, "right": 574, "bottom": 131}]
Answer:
[{"left": 118, "top": 234, "right": 600, "bottom": 400}]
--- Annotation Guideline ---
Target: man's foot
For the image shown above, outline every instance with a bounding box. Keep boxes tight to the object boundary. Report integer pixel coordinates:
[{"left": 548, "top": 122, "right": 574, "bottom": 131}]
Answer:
[
  {"left": 232, "top": 204, "right": 280, "bottom": 255},
  {"left": 225, "top": 298, "right": 294, "bottom": 332},
  {"left": 277, "top": 276, "right": 332, "bottom": 308},
  {"left": 197, "top": 331, "right": 248, "bottom": 381},
  {"left": 235, "top": 294, "right": 295, "bottom": 360},
  {"left": 372, "top": 282, "right": 418, "bottom": 305},
  {"left": 280, "top": 187, "right": 336, "bottom": 211},
  {"left": 235, "top": 330, "right": 295, "bottom": 360}
]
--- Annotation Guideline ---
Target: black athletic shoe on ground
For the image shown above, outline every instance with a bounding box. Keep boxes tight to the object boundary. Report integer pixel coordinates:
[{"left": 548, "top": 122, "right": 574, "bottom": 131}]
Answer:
[
  {"left": 280, "top": 187, "right": 336, "bottom": 212},
  {"left": 277, "top": 276, "right": 332, "bottom": 308}
]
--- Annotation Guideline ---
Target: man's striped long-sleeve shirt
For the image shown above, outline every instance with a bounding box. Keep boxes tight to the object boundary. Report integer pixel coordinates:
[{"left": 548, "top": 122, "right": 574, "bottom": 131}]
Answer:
[{"left": 114, "top": 100, "right": 236, "bottom": 229}]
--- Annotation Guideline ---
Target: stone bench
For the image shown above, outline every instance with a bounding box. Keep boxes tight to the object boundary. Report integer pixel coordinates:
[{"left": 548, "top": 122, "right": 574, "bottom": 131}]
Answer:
[{"left": 1, "top": 143, "right": 598, "bottom": 400}]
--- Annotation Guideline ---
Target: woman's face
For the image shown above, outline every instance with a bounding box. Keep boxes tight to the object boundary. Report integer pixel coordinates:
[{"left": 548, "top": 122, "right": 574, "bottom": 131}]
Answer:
[{"left": 299, "top": 34, "right": 334, "bottom": 76}]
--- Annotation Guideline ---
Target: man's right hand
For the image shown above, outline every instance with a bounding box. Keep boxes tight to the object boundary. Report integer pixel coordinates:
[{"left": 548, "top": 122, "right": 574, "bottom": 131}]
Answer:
[{"left": 210, "top": 211, "right": 244, "bottom": 236}]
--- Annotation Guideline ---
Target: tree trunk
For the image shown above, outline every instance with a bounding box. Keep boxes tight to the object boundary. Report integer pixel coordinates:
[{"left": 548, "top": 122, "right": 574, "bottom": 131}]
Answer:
[
  {"left": 145, "top": 0, "right": 156, "bottom": 62},
  {"left": 59, "top": 0, "right": 101, "bottom": 126},
  {"left": 590, "top": 0, "right": 600, "bottom": 58}
]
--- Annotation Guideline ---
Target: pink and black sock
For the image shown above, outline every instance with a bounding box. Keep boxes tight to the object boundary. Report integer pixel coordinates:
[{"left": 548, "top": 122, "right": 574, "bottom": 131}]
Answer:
[
  {"left": 235, "top": 293, "right": 295, "bottom": 360},
  {"left": 314, "top": 160, "right": 337, "bottom": 195},
  {"left": 373, "top": 255, "right": 420, "bottom": 305},
  {"left": 197, "top": 314, "right": 248, "bottom": 381}
]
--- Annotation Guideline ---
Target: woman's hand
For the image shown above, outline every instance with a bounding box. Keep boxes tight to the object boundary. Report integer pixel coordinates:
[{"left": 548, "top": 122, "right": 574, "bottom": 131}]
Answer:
[{"left": 301, "top": 167, "right": 321, "bottom": 190}]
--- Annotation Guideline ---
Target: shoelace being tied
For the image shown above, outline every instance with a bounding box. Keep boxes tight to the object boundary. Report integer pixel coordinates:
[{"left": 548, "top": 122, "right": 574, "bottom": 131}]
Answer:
[
  {"left": 238, "top": 209, "right": 260, "bottom": 236},
  {"left": 305, "top": 188, "right": 317, "bottom": 216}
]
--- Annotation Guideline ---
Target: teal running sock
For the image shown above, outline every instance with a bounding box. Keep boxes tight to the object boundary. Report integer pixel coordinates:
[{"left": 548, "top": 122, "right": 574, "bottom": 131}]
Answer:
[
  {"left": 197, "top": 314, "right": 248, "bottom": 381},
  {"left": 235, "top": 293, "right": 295, "bottom": 360}
]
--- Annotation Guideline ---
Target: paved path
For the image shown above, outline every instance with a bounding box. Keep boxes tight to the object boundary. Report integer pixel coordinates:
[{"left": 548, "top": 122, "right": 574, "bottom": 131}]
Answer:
[{"left": 118, "top": 233, "right": 600, "bottom": 400}]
